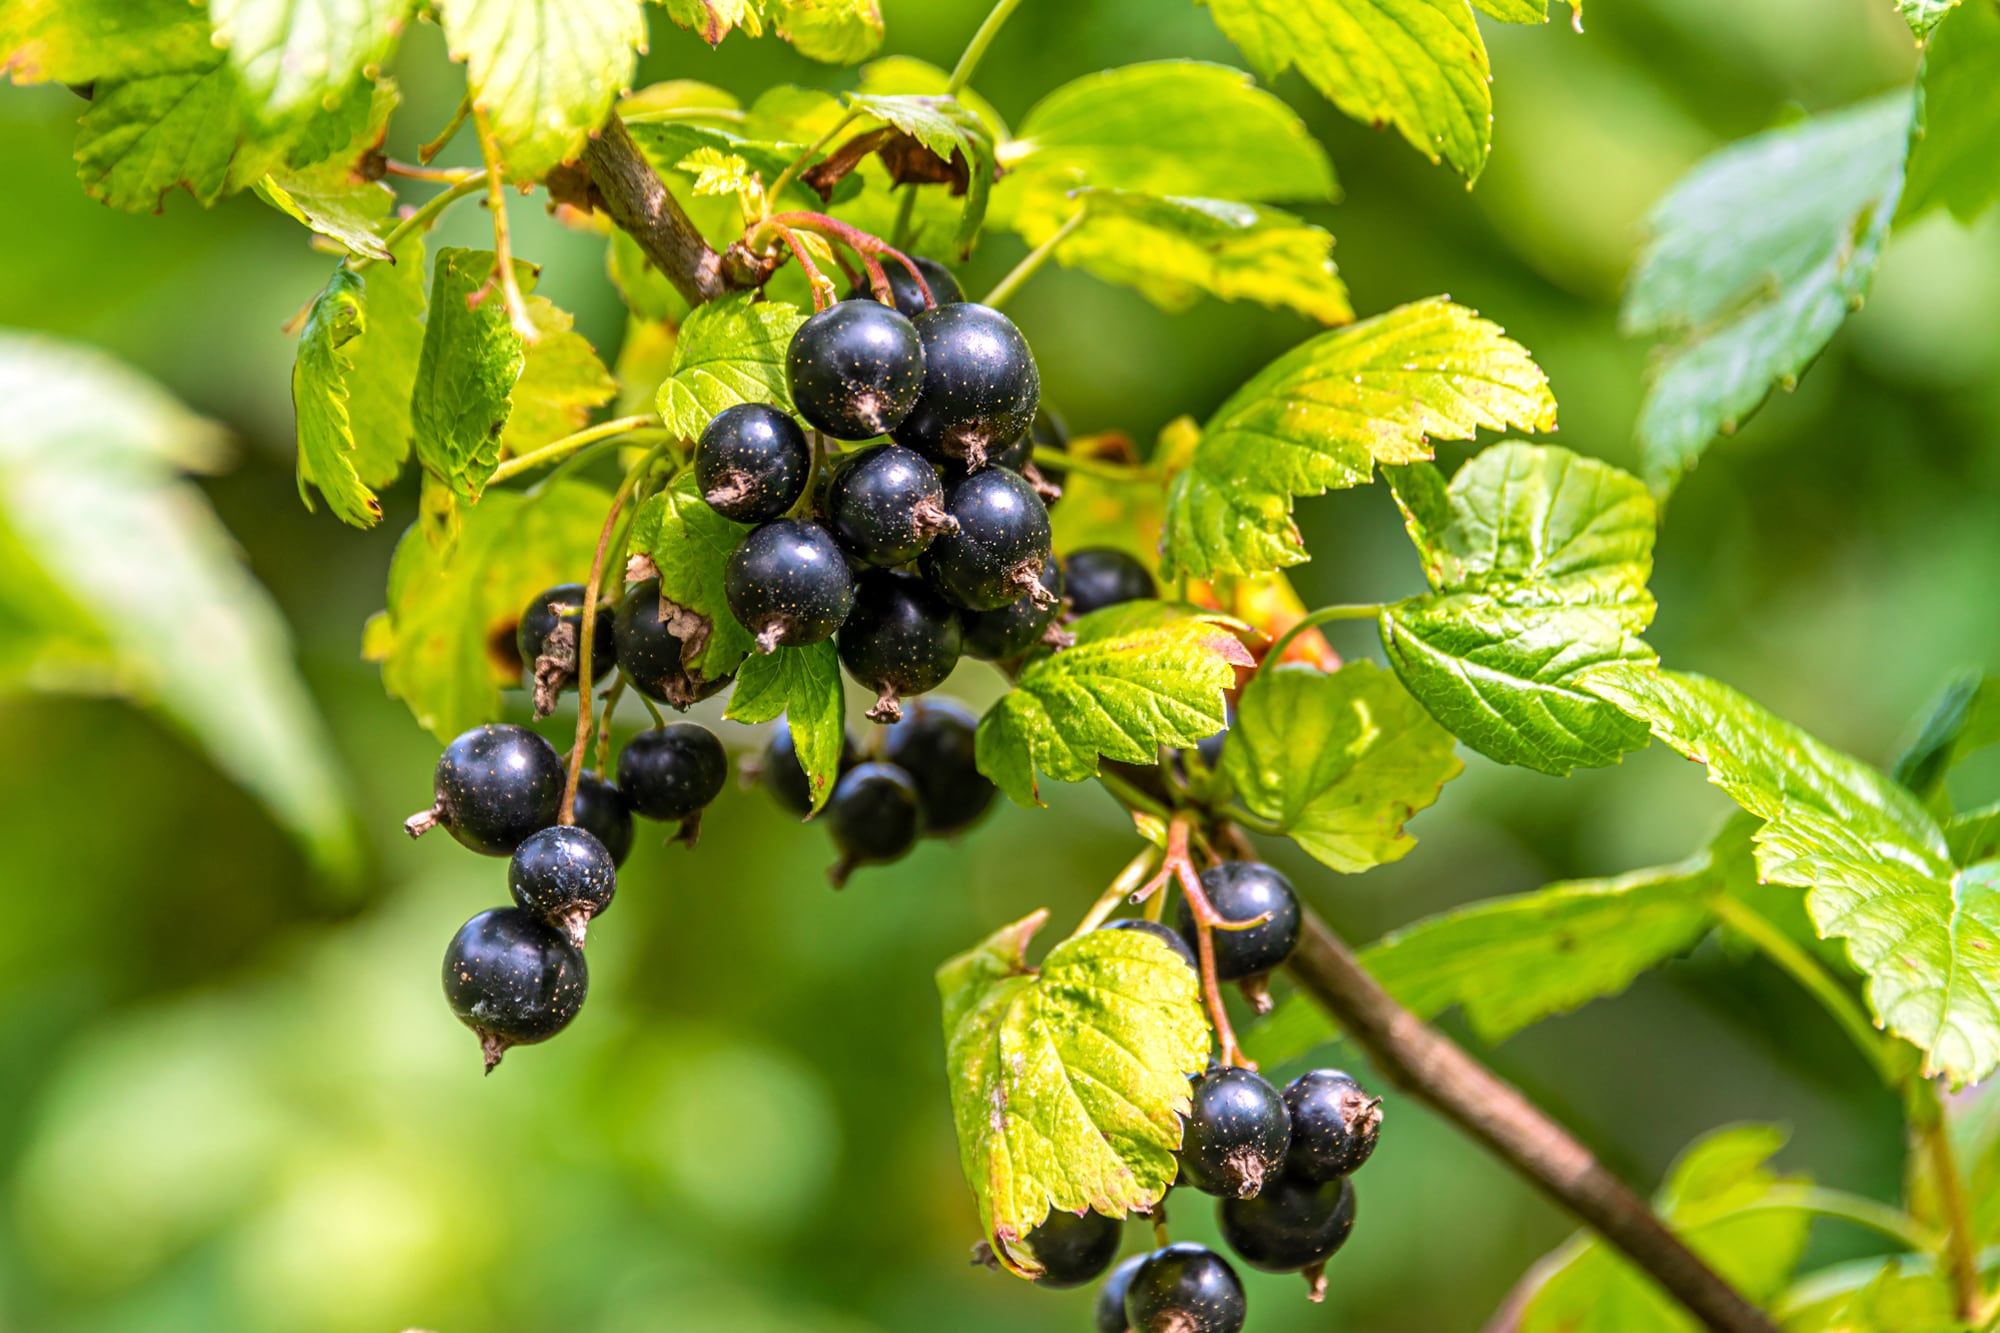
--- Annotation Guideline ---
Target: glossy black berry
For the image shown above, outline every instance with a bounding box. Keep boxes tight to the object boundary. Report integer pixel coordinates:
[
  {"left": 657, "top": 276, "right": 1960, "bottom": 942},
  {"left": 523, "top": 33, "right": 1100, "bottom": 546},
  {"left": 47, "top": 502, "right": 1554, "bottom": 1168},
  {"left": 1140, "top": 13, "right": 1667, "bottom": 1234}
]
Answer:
[
  {"left": 696, "top": 403, "right": 811, "bottom": 523},
  {"left": 1124, "top": 1244, "right": 1246, "bottom": 1333},
  {"left": 1218, "top": 1173, "right": 1356, "bottom": 1274},
  {"left": 1284, "top": 1070, "right": 1383, "bottom": 1182},
  {"left": 882, "top": 696, "right": 995, "bottom": 836},
  {"left": 1025, "top": 1208, "right": 1123, "bottom": 1289},
  {"left": 516, "top": 583, "right": 615, "bottom": 713},
  {"left": 763, "top": 717, "right": 859, "bottom": 818},
  {"left": 569, "top": 770, "right": 634, "bottom": 867},
  {"left": 1096, "top": 1254, "right": 1145, "bottom": 1333},
  {"left": 787, "top": 300, "right": 925, "bottom": 440},
  {"left": 1100, "top": 918, "right": 1198, "bottom": 970},
  {"left": 893, "top": 303, "right": 1040, "bottom": 470},
  {"left": 1177, "top": 861, "right": 1302, "bottom": 983},
  {"left": 1064, "top": 547, "right": 1158, "bottom": 616},
  {"left": 508, "top": 825, "right": 617, "bottom": 947},
  {"left": 410, "top": 724, "right": 565, "bottom": 856},
  {"left": 614, "top": 577, "right": 731, "bottom": 709},
  {"left": 960, "top": 559, "right": 1066, "bottom": 661},
  {"left": 825, "top": 761, "right": 922, "bottom": 886},
  {"left": 838, "top": 569, "right": 963, "bottom": 722},
  {"left": 442, "top": 907, "right": 588, "bottom": 1072},
  {"left": 618, "top": 723, "right": 728, "bottom": 828},
  {"left": 1180, "top": 1067, "right": 1291, "bottom": 1199},
  {"left": 920, "top": 468, "right": 1054, "bottom": 612},
  {"left": 726, "top": 519, "right": 855, "bottom": 653},
  {"left": 848, "top": 254, "right": 963, "bottom": 318},
  {"left": 825, "top": 444, "right": 957, "bottom": 567}
]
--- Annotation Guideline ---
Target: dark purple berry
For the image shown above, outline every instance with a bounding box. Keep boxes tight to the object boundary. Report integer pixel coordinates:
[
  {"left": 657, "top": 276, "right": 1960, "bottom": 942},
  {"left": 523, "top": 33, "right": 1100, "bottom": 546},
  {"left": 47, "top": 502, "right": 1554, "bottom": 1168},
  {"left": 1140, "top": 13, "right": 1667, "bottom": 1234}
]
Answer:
[
  {"left": 960, "top": 559, "right": 1066, "bottom": 661},
  {"left": 569, "top": 770, "right": 634, "bottom": 867},
  {"left": 920, "top": 467, "right": 1053, "bottom": 611},
  {"left": 516, "top": 582, "right": 614, "bottom": 715},
  {"left": 826, "top": 762, "right": 922, "bottom": 886},
  {"left": 1096, "top": 1254, "right": 1145, "bottom": 1333},
  {"left": 881, "top": 696, "right": 994, "bottom": 836},
  {"left": 1218, "top": 1173, "right": 1356, "bottom": 1274},
  {"left": 837, "top": 569, "right": 963, "bottom": 722},
  {"left": 1180, "top": 1067, "right": 1291, "bottom": 1199},
  {"left": 892, "top": 303, "right": 1040, "bottom": 470},
  {"left": 442, "top": 907, "right": 588, "bottom": 1072},
  {"left": 1100, "top": 917, "right": 1198, "bottom": 969},
  {"left": 825, "top": 443, "right": 957, "bottom": 567},
  {"left": 848, "top": 254, "right": 962, "bottom": 318},
  {"left": 1284, "top": 1070, "right": 1382, "bottom": 1182},
  {"left": 726, "top": 519, "right": 855, "bottom": 653},
  {"left": 618, "top": 723, "right": 728, "bottom": 826},
  {"left": 762, "top": 717, "right": 859, "bottom": 818},
  {"left": 696, "top": 402, "right": 811, "bottom": 522},
  {"left": 788, "top": 300, "right": 925, "bottom": 440},
  {"left": 1177, "top": 862, "right": 1301, "bottom": 984},
  {"left": 409, "top": 724, "right": 564, "bottom": 856},
  {"left": 1024, "top": 1208, "right": 1123, "bottom": 1289},
  {"left": 615, "top": 577, "right": 732, "bottom": 709},
  {"left": 1064, "top": 547, "right": 1157, "bottom": 615},
  {"left": 1124, "top": 1244, "right": 1245, "bottom": 1333},
  {"left": 508, "top": 824, "right": 617, "bottom": 947}
]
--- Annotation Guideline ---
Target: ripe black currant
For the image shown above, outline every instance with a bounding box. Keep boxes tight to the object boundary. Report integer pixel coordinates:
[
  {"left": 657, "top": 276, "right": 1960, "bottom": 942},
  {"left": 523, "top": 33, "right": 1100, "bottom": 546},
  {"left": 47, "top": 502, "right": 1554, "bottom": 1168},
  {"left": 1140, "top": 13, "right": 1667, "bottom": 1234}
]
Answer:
[
  {"left": 1217, "top": 1173, "right": 1356, "bottom": 1276},
  {"left": 614, "top": 577, "right": 732, "bottom": 708},
  {"left": 725, "top": 519, "right": 855, "bottom": 653},
  {"left": 762, "top": 716, "right": 860, "bottom": 818},
  {"left": 881, "top": 696, "right": 995, "bottom": 836},
  {"left": 1284, "top": 1070, "right": 1383, "bottom": 1182},
  {"left": 960, "top": 559, "right": 1068, "bottom": 661},
  {"left": 1024, "top": 1208, "right": 1123, "bottom": 1289},
  {"left": 1124, "top": 1244, "right": 1246, "bottom": 1333},
  {"left": 508, "top": 824, "right": 617, "bottom": 947},
  {"left": 787, "top": 299, "right": 926, "bottom": 440},
  {"left": 1100, "top": 917, "right": 1198, "bottom": 970},
  {"left": 825, "top": 443, "right": 957, "bottom": 567},
  {"left": 516, "top": 582, "right": 614, "bottom": 716},
  {"left": 618, "top": 723, "right": 728, "bottom": 837},
  {"left": 837, "top": 569, "right": 964, "bottom": 722},
  {"left": 569, "top": 770, "right": 634, "bottom": 867},
  {"left": 920, "top": 467, "right": 1054, "bottom": 612},
  {"left": 893, "top": 303, "right": 1040, "bottom": 469},
  {"left": 408, "top": 724, "right": 565, "bottom": 856},
  {"left": 1177, "top": 862, "right": 1302, "bottom": 983},
  {"left": 1064, "top": 547, "right": 1158, "bottom": 616},
  {"left": 442, "top": 906, "right": 588, "bottom": 1072},
  {"left": 695, "top": 402, "right": 811, "bottom": 523},
  {"left": 825, "top": 761, "right": 923, "bottom": 886},
  {"left": 1179, "top": 1067, "right": 1291, "bottom": 1199},
  {"left": 848, "top": 254, "right": 963, "bottom": 317},
  {"left": 1096, "top": 1254, "right": 1146, "bottom": 1333}
]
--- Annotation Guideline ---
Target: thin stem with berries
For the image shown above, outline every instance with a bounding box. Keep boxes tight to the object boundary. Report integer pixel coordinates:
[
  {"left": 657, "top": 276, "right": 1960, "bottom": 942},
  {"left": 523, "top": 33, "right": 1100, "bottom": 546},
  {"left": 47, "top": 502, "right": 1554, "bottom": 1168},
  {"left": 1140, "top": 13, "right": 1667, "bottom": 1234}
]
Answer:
[{"left": 470, "top": 108, "right": 539, "bottom": 342}]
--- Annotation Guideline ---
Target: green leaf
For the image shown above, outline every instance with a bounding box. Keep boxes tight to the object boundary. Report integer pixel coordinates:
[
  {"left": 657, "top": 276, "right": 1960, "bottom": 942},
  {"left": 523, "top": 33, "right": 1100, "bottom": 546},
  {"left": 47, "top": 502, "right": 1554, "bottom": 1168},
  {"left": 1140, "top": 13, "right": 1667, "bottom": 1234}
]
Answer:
[
  {"left": 498, "top": 298, "right": 618, "bottom": 458},
  {"left": 208, "top": 0, "right": 408, "bottom": 125},
  {"left": 343, "top": 233, "right": 428, "bottom": 489},
  {"left": 292, "top": 268, "right": 381, "bottom": 527},
  {"left": 1227, "top": 661, "right": 1462, "bottom": 873},
  {"left": 411, "top": 247, "right": 531, "bottom": 505},
  {"left": 1783, "top": 1257, "right": 1966, "bottom": 1333},
  {"left": 769, "top": 0, "right": 884, "bottom": 63},
  {"left": 847, "top": 91, "right": 996, "bottom": 251},
  {"left": 975, "top": 606, "right": 1255, "bottom": 807},
  {"left": 625, "top": 120, "right": 858, "bottom": 209},
  {"left": 255, "top": 81, "right": 400, "bottom": 262},
  {"left": 1901, "top": 0, "right": 2000, "bottom": 224},
  {"left": 0, "top": 332, "right": 359, "bottom": 875},
  {"left": 76, "top": 58, "right": 281, "bottom": 211},
  {"left": 435, "top": 0, "right": 647, "bottom": 179},
  {"left": 724, "top": 641, "right": 845, "bottom": 814},
  {"left": 1899, "top": 0, "right": 1963, "bottom": 39},
  {"left": 655, "top": 292, "right": 806, "bottom": 442},
  {"left": 678, "top": 147, "right": 757, "bottom": 198},
  {"left": 937, "top": 912, "right": 1209, "bottom": 1275},
  {"left": 1159, "top": 298, "right": 1557, "bottom": 581},
  {"left": 1196, "top": 0, "right": 1493, "bottom": 180},
  {"left": 2, "top": 0, "right": 216, "bottom": 86},
  {"left": 1892, "top": 671, "right": 2000, "bottom": 800},
  {"left": 1948, "top": 803, "right": 2000, "bottom": 867},
  {"left": 659, "top": 0, "right": 764, "bottom": 45},
  {"left": 373, "top": 480, "right": 609, "bottom": 739},
  {"left": 1622, "top": 94, "right": 1912, "bottom": 495},
  {"left": 628, "top": 471, "right": 755, "bottom": 680},
  {"left": 1052, "top": 191, "right": 1351, "bottom": 323},
  {"left": 1472, "top": 0, "right": 1549, "bottom": 20}
]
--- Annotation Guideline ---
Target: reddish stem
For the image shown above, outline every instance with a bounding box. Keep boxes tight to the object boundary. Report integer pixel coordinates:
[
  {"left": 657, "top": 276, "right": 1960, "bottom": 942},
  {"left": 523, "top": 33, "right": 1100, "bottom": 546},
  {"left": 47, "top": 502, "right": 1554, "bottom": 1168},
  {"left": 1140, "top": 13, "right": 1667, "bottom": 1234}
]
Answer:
[
  {"left": 1133, "top": 815, "right": 1255, "bottom": 1068},
  {"left": 765, "top": 211, "right": 936, "bottom": 309},
  {"left": 770, "top": 223, "right": 833, "bottom": 312}
]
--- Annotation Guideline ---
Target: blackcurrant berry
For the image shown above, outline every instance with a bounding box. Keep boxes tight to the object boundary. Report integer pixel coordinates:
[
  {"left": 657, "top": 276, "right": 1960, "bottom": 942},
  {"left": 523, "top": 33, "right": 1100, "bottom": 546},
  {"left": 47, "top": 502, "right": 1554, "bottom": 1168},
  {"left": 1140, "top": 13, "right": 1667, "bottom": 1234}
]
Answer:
[
  {"left": 726, "top": 519, "right": 856, "bottom": 653},
  {"left": 618, "top": 723, "right": 728, "bottom": 839},
  {"left": 762, "top": 716, "right": 860, "bottom": 818},
  {"left": 881, "top": 696, "right": 995, "bottom": 836},
  {"left": 825, "top": 761, "right": 922, "bottom": 886},
  {"left": 508, "top": 824, "right": 617, "bottom": 947},
  {"left": 960, "top": 559, "right": 1068, "bottom": 661},
  {"left": 516, "top": 582, "right": 615, "bottom": 716},
  {"left": 848, "top": 254, "right": 963, "bottom": 317},
  {"left": 1284, "top": 1070, "right": 1383, "bottom": 1182},
  {"left": 442, "top": 906, "right": 588, "bottom": 1072},
  {"left": 1177, "top": 862, "right": 1301, "bottom": 984},
  {"left": 1100, "top": 918, "right": 1198, "bottom": 970},
  {"left": 787, "top": 299, "right": 925, "bottom": 440},
  {"left": 569, "top": 770, "right": 634, "bottom": 867},
  {"left": 1024, "top": 1207, "right": 1123, "bottom": 1289},
  {"left": 407, "top": 724, "right": 565, "bottom": 856},
  {"left": 920, "top": 468, "right": 1054, "bottom": 612},
  {"left": 1217, "top": 1173, "right": 1356, "bottom": 1275},
  {"left": 1124, "top": 1244, "right": 1246, "bottom": 1333},
  {"left": 1096, "top": 1254, "right": 1146, "bottom": 1333},
  {"left": 1180, "top": 1067, "right": 1291, "bottom": 1199},
  {"left": 615, "top": 577, "right": 732, "bottom": 709},
  {"left": 825, "top": 443, "right": 957, "bottom": 567},
  {"left": 696, "top": 402, "right": 811, "bottom": 523},
  {"left": 838, "top": 569, "right": 963, "bottom": 722},
  {"left": 893, "top": 303, "right": 1040, "bottom": 470},
  {"left": 1064, "top": 547, "right": 1158, "bottom": 616}
]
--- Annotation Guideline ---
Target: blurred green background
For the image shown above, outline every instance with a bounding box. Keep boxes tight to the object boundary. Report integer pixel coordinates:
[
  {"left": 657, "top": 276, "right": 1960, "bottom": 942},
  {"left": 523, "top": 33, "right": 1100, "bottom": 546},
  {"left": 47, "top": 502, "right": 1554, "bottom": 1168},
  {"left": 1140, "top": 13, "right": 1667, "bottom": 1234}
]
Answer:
[{"left": 4, "top": 0, "right": 1999, "bottom": 1329}]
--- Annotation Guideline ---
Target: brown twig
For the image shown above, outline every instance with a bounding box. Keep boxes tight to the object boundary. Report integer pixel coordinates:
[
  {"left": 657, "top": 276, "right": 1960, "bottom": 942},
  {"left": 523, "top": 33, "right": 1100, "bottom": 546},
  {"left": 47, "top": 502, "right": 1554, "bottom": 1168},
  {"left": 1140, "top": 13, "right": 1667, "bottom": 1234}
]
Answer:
[{"left": 580, "top": 114, "right": 730, "bottom": 308}]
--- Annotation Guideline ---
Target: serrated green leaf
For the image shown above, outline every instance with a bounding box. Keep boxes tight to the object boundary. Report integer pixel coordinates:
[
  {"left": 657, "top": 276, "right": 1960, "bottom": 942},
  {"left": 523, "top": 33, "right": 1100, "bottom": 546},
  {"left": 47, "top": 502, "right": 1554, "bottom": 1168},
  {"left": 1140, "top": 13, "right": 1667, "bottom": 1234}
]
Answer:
[
  {"left": 411, "top": 247, "right": 530, "bottom": 504},
  {"left": 1159, "top": 298, "right": 1557, "bottom": 581},
  {"left": 975, "top": 606, "right": 1255, "bottom": 807},
  {"left": 770, "top": 0, "right": 883, "bottom": 63},
  {"left": 436, "top": 0, "right": 647, "bottom": 179},
  {"left": 626, "top": 120, "right": 857, "bottom": 211},
  {"left": 291, "top": 268, "right": 380, "bottom": 527},
  {"left": 725, "top": 640, "right": 844, "bottom": 813},
  {"left": 847, "top": 91, "right": 996, "bottom": 251},
  {"left": 209, "top": 0, "right": 408, "bottom": 126},
  {"left": 1196, "top": 0, "right": 1493, "bottom": 179},
  {"left": 1901, "top": 0, "right": 2000, "bottom": 224},
  {"left": 659, "top": 0, "right": 765, "bottom": 44},
  {"left": 938, "top": 913, "right": 1208, "bottom": 1275},
  {"left": 498, "top": 298, "right": 617, "bottom": 458},
  {"left": 0, "top": 333, "right": 359, "bottom": 875},
  {"left": 1227, "top": 661, "right": 1462, "bottom": 873},
  {"left": 1472, "top": 0, "right": 1548, "bottom": 20},
  {"left": 2, "top": 0, "right": 214, "bottom": 86},
  {"left": 678, "top": 146, "right": 757, "bottom": 197},
  {"left": 344, "top": 233, "right": 427, "bottom": 487},
  {"left": 76, "top": 58, "right": 282, "bottom": 211},
  {"left": 255, "top": 81, "right": 400, "bottom": 260},
  {"left": 1899, "top": 0, "right": 1963, "bottom": 39},
  {"left": 1622, "top": 95, "right": 1911, "bottom": 495},
  {"left": 655, "top": 292, "right": 805, "bottom": 442},
  {"left": 374, "top": 480, "right": 608, "bottom": 738},
  {"left": 628, "top": 471, "right": 755, "bottom": 678}
]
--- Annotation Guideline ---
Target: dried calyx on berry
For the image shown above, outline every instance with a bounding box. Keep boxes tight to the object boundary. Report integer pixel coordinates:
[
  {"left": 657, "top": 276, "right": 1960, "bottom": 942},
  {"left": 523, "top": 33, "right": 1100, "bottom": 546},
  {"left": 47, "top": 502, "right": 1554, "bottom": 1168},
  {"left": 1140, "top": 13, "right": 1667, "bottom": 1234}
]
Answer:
[
  {"left": 725, "top": 518, "right": 855, "bottom": 653},
  {"left": 516, "top": 582, "right": 615, "bottom": 719},
  {"left": 695, "top": 402, "right": 812, "bottom": 523}
]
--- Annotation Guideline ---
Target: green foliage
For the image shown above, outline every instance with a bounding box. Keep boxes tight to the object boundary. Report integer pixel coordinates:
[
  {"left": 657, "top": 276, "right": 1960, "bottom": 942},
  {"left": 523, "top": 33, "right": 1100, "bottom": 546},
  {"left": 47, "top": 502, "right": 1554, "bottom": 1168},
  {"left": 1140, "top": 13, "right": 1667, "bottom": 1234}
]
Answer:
[
  {"left": 410, "top": 248, "right": 531, "bottom": 506},
  {"left": 254, "top": 84, "right": 400, "bottom": 261},
  {"left": 724, "top": 641, "right": 844, "bottom": 815},
  {"left": 292, "top": 269, "right": 379, "bottom": 527},
  {"left": 1899, "top": 0, "right": 1964, "bottom": 39},
  {"left": 77, "top": 62, "right": 280, "bottom": 211},
  {"left": 498, "top": 299, "right": 618, "bottom": 458},
  {"left": 1893, "top": 671, "right": 2000, "bottom": 800},
  {"left": 628, "top": 471, "right": 755, "bottom": 678},
  {"left": 655, "top": 292, "right": 806, "bottom": 442},
  {"left": 208, "top": 0, "right": 408, "bottom": 126},
  {"left": 1783, "top": 1257, "right": 1967, "bottom": 1333},
  {"left": 660, "top": 0, "right": 883, "bottom": 60},
  {"left": 937, "top": 911, "right": 1208, "bottom": 1277},
  {"left": 846, "top": 91, "right": 996, "bottom": 251},
  {"left": 1901, "top": 0, "right": 2000, "bottom": 224}
]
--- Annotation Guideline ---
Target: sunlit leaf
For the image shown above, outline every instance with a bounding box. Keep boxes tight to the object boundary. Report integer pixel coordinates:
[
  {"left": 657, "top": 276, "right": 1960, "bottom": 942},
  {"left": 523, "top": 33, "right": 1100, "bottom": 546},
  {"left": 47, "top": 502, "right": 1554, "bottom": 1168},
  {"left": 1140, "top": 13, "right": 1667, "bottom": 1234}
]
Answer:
[
  {"left": 628, "top": 471, "right": 755, "bottom": 679},
  {"left": 655, "top": 292, "right": 806, "bottom": 442},
  {"left": 410, "top": 247, "right": 531, "bottom": 504},
  {"left": 724, "top": 640, "right": 845, "bottom": 814},
  {"left": 1900, "top": 0, "right": 2000, "bottom": 224},
  {"left": 209, "top": 0, "right": 408, "bottom": 125}
]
